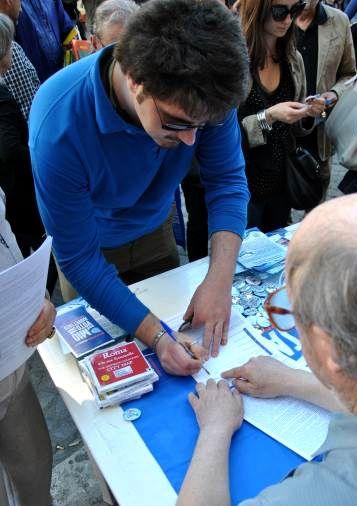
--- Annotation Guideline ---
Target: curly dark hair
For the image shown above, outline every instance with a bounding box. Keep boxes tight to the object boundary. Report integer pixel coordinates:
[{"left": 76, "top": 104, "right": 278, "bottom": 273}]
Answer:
[{"left": 114, "top": 0, "right": 249, "bottom": 121}]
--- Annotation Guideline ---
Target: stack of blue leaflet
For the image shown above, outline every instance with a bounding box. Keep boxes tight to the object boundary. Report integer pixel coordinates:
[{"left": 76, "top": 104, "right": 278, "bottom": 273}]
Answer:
[{"left": 237, "top": 230, "right": 286, "bottom": 274}]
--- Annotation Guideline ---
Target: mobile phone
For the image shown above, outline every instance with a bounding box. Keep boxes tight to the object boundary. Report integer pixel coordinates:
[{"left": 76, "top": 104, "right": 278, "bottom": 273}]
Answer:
[
  {"left": 324, "top": 97, "right": 335, "bottom": 106},
  {"left": 305, "top": 94, "right": 321, "bottom": 103},
  {"left": 306, "top": 94, "right": 335, "bottom": 106}
]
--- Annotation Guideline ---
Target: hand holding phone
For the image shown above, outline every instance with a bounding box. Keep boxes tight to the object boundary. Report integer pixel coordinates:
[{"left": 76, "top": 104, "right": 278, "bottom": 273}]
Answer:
[{"left": 306, "top": 92, "right": 337, "bottom": 107}]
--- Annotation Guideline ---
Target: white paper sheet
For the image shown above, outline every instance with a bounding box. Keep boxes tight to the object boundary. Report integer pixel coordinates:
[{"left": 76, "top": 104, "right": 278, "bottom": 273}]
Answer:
[
  {"left": 168, "top": 308, "right": 331, "bottom": 460},
  {"left": 0, "top": 237, "right": 52, "bottom": 381}
]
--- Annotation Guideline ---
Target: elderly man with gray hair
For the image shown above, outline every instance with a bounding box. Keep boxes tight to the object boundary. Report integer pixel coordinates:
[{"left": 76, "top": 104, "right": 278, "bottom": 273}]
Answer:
[
  {"left": 91, "top": 0, "right": 139, "bottom": 50},
  {"left": 177, "top": 194, "right": 357, "bottom": 506}
]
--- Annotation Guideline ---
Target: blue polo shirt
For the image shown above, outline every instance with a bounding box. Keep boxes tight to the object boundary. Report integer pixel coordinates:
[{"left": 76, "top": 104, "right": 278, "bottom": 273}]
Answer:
[{"left": 29, "top": 47, "right": 249, "bottom": 335}]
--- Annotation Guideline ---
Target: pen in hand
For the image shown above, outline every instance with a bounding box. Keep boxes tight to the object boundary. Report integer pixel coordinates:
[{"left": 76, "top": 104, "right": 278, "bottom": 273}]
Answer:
[{"left": 160, "top": 320, "right": 210, "bottom": 375}]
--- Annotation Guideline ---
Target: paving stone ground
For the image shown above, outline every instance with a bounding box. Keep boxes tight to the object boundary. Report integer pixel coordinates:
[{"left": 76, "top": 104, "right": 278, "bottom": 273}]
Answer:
[{"left": 30, "top": 159, "right": 346, "bottom": 506}]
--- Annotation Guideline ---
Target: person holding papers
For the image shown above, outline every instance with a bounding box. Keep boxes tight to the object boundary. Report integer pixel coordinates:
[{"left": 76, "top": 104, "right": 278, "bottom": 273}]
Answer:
[
  {"left": 0, "top": 186, "right": 56, "bottom": 505},
  {"left": 30, "top": 0, "right": 250, "bottom": 374},
  {"left": 0, "top": 18, "right": 56, "bottom": 505},
  {"left": 177, "top": 194, "right": 357, "bottom": 506}
]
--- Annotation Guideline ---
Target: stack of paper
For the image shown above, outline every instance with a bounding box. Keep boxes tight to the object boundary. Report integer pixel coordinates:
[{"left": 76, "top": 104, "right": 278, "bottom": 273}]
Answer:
[
  {"left": 237, "top": 230, "right": 286, "bottom": 274},
  {"left": 79, "top": 341, "right": 159, "bottom": 409}
]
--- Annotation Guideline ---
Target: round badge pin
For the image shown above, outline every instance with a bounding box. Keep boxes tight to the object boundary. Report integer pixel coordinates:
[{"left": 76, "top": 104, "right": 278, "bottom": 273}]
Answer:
[
  {"left": 239, "top": 284, "right": 251, "bottom": 293},
  {"left": 264, "top": 283, "right": 277, "bottom": 294},
  {"left": 239, "top": 295, "right": 252, "bottom": 308},
  {"left": 234, "top": 278, "right": 246, "bottom": 290},
  {"left": 123, "top": 408, "right": 142, "bottom": 422},
  {"left": 232, "top": 295, "right": 240, "bottom": 305},
  {"left": 255, "top": 292, "right": 267, "bottom": 300},
  {"left": 255, "top": 314, "right": 271, "bottom": 329},
  {"left": 243, "top": 307, "right": 258, "bottom": 317},
  {"left": 245, "top": 275, "right": 262, "bottom": 286},
  {"left": 245, "top": 294, "right": 260, "bottom": 308},
  {"left": 253, "top": 285, "right": 266, "bottom": 294}
]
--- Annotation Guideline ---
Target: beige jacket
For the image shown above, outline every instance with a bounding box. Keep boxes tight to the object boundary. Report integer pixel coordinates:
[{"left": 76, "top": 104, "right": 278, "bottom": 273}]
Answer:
[
  {"left": 316, "top": 5, "right": 356, "bottom": 161},
  {"left": 0, "top": 188, "right": 25, "bottom": 420},
  {"left": 241, "top": 50, "right": 308, "bottom": 149}
]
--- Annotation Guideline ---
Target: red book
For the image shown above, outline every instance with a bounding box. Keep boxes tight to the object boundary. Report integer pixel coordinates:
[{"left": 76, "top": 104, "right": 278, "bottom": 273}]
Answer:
[{"left": 85, "top": 341, "right": 156, "bottom": 393}]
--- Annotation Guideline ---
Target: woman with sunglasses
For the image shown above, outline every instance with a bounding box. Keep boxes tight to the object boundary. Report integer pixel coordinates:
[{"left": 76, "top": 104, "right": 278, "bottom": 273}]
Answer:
[{"left": 235, "top": 0, "right": 325, "bottom": 232}]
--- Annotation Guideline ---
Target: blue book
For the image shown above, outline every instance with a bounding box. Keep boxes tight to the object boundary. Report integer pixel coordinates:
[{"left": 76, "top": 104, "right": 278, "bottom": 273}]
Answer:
[{"left": 55, "top": 305, "right": 115, "bottom": 359}]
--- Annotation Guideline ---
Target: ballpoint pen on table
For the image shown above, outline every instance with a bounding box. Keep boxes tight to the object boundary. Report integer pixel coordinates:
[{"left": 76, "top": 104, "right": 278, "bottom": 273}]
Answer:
[{"left": 160, "top": 320, "right": 210, "bottom": 375}]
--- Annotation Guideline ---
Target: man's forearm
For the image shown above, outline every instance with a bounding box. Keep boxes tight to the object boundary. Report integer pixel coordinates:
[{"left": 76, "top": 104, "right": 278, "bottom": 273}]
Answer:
[
  {"left": 208, "top": 231, "right": 241, "bottom": 285},
  {"left": 177, "top": 429, "right": 232, "bottom": 506},
  {"left": 135, "top": 312, "right": 163, "bottom": 347},
  {"left": 284, "top": 369, "right": 346, "bottom": 412}
]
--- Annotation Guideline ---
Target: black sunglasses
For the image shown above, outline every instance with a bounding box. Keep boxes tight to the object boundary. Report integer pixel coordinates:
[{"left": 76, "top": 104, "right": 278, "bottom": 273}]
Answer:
[
  {"left": 152, "top": 97, "right": 224, "bottom": 132},
  {"left": 271, "top": 1, "right": 306, "bottom": 22}
]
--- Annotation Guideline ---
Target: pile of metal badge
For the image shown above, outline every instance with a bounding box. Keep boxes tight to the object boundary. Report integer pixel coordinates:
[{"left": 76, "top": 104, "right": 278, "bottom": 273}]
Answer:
[{"left": 232, "top": 273, "right": 276, "bottom": 330}]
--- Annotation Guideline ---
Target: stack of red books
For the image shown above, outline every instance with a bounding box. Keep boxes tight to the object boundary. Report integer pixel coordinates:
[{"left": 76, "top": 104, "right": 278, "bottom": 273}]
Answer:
[{"left": 80, "top": 341, "right": 158, "bottom": 408}]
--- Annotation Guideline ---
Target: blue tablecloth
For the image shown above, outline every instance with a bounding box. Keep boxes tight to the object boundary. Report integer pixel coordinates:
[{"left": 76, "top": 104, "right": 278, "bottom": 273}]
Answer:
[{"left": 124, "top": 351, "right": 304, "bottom": 505}]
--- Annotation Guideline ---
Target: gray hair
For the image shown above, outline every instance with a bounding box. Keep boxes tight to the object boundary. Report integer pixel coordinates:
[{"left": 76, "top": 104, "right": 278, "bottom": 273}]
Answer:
[
  {"left": 92, "top": 0, "right": 139, "bottom": 37},
  {"left": 288, "top": 229, "right": 357, "bottom": 378},
  {"left": 0, "top": 13, "right": 14, "bottom": 60}
]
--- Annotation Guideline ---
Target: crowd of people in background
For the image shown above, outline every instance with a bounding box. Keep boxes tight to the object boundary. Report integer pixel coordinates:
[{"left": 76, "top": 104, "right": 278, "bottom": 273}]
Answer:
[{"left": 0, "top": 0, "right": 356, "bottom": 505}]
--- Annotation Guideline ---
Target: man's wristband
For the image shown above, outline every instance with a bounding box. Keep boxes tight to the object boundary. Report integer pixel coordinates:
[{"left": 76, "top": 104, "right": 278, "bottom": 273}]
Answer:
[{"left": 151, "top": 329, "right": 166, "bottom": 353}]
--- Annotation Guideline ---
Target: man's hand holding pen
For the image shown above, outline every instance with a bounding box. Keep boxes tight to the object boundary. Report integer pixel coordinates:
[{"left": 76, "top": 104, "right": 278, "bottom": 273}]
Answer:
[
  {"left": 155, "top": 331, "right": 207, "bottom": 376},
  {"left": 156, "top": 321, "right": 206, "bottom": 376},
  {"left": 136, "top": 313, "right": 209, "bottom": 377}
]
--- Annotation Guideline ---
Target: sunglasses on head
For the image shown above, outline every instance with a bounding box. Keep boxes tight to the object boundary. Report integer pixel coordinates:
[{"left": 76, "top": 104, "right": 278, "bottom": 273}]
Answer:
[{"left": 271, "top": 1, "right": 306, "bottom": 22}]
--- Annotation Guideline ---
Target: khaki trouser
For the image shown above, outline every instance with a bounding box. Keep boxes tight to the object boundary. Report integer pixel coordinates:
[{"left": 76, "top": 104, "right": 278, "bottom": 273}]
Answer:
[
  {"left": 0, "top": 366, "right": 53, "bottom": 506},
  {"left": 57, "top": 215, "right": 180, "bottom": 302}
]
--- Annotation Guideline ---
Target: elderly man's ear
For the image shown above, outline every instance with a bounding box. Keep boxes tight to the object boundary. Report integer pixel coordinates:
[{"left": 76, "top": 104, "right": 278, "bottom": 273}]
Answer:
[
  {"left": 308, "top": 324, "right": 344, "bottom": 379},
  {"left": 90, "top": 34, "right": 102, "bottom": 52}
]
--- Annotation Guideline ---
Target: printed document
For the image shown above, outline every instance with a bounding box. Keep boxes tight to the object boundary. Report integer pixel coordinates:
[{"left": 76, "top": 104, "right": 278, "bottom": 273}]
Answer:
[
  {"left": 168, "top": 308, "right": 331, "bottom": 460},
  {"left": 0, "top": 237, "right": 52, "bottom": 381}
]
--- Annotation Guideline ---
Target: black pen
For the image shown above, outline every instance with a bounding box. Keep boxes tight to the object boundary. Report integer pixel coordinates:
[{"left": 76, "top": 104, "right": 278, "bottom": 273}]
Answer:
[{"left": 160, "top": 320, "right": 210, "bottom": 375}]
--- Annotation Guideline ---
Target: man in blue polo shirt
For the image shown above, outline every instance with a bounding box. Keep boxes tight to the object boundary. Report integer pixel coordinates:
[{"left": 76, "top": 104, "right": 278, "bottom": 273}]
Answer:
[{"left": 30, "top": 0, "right": 250, "bottom": 376}]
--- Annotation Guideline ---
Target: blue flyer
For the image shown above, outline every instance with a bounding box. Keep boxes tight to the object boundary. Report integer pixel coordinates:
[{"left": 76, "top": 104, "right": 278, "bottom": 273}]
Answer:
[{"left": 55, "top": 305, "right": 115, "bottom": 358}]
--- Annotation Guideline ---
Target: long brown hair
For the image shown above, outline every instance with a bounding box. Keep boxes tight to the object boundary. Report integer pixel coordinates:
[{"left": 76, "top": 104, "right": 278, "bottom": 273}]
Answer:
[{"left": 235, "top": 0, "right": 296, "bottom": 72}]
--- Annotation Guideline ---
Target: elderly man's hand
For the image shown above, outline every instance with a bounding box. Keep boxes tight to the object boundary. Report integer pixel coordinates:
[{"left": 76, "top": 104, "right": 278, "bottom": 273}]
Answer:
[
  {"left": 26, "top": 299, "right": 56, "bottom": 347},
  {"left": 183, "top": 276, "right": 232, "bottom": 358},
  {"left": 188, "top": 379, "right": 243, "bottom": 436},
  {"left": 222, "top": 356, "right": 295, "bottom": 398}
]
